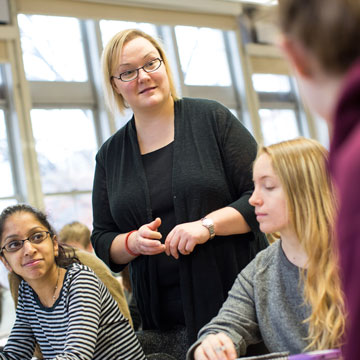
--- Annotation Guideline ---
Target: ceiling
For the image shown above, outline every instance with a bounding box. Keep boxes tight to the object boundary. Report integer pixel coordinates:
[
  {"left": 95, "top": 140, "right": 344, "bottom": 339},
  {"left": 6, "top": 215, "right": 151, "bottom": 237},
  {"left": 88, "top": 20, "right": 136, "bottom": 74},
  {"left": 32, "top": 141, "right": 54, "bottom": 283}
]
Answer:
[{"left": 75, "top": 0, "right": 277, "bottom": 16}]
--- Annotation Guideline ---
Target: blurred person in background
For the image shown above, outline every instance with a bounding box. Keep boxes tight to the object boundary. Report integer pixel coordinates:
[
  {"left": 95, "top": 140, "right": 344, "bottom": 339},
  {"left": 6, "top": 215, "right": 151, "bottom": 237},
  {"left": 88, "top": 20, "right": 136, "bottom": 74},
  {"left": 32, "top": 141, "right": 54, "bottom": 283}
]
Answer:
[
  {"left": 59, "top": 221, "right": 92, "bottom": 252},
  {"left": 58, "top": 220, "right": 133, "bottom": 326},
  {"left": 277, "top": 0, "right": 360, "bottom": 358}
]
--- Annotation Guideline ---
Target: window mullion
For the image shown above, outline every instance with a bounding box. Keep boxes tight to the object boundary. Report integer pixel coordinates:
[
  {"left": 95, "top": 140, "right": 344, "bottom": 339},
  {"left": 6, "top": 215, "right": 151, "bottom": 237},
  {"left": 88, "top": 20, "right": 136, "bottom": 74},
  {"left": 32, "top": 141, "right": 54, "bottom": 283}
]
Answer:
[{"left": 82, "top": 19, "right": 115, "bottom": 146}]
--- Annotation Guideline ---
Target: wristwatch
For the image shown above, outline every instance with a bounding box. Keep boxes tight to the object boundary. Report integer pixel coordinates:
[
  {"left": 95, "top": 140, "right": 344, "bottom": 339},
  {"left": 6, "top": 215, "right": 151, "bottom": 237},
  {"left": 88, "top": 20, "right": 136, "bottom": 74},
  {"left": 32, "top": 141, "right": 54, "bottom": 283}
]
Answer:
[{"left": 201, "top": 217, "right": 215, "bottom": 240}]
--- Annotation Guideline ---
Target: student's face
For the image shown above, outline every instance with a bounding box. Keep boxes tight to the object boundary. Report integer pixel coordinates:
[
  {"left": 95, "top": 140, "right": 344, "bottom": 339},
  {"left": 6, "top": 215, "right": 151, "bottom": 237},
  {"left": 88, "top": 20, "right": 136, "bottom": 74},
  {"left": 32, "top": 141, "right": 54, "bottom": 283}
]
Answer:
[
  {"left": 112, "top": 36, "right": 171, "bottom": 114},
  {"left": 0, "top": 212, "right": 58, "bottom": 284},
  {"left": 249, "top": 154, "right": 290, "bottom": 234}
]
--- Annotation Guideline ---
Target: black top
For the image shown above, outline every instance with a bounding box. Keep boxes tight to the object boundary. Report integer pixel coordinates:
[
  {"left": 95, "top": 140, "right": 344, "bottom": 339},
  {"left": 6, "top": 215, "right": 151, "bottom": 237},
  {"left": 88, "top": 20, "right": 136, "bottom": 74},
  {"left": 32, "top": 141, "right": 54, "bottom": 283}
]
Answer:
[
  {"left": 142, "top": 142, "right": 185, "bottom": 328},
  {"left": 91, "top": 97, "right": 268, "bottom": 343}
]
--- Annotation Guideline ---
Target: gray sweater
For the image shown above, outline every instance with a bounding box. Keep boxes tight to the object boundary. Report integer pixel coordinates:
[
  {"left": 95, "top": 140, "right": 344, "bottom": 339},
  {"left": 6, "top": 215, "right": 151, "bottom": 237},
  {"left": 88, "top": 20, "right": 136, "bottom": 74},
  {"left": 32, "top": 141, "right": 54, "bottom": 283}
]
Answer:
[{"left": 187, "top": 241, "right": 310, "bottom": 359}]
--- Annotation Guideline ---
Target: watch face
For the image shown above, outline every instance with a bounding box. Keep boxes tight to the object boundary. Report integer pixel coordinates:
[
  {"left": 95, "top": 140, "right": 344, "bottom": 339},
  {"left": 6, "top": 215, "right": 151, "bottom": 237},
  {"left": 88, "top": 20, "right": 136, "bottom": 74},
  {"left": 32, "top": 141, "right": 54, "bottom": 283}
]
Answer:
[{"left": 203, "top": 218, "right": 212, "bottom": 226}]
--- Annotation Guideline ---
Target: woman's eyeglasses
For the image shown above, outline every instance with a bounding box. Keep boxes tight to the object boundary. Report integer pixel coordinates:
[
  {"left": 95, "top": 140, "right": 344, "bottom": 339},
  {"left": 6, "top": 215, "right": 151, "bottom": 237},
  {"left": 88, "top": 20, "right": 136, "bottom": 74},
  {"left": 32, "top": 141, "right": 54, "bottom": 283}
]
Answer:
[
  {"left": 112, "top": 58, "right": 163, "bottom": 82},
  {"left": 0, "top": 231, "right": 50, "bottom": 254}
]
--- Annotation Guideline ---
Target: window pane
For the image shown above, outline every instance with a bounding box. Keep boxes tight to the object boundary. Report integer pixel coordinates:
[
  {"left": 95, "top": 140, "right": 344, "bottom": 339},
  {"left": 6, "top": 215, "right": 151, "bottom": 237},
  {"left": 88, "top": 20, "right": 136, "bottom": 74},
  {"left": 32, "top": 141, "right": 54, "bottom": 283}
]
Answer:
[
  {"left": 259, "top": 109, "right": 300, "bottom": 145},
  {"left": 0, "top": 111, "right": 14, "bottom": 197},
  {"left": 314, "top": 114, "right": 330, "bottom": 149},
  {"left": 18, "top": 14, "right": 87, "bottom": 82},
  {"left": 31, "top": 109, "right": 97, "bottom": 194},
  {"left": 0, "top": 199, "right": 17, "bottom": 213},
  {"left": 100, "top": 20, "right": 157, "bottom": 47},
  {"left": 0, "top": 65, "right": 4, "bottom": 99},
  {"left": 45, "top": 193, "right": 92, "bottom": 232},
  {"left": 252, "top": 74, "right": 291, "bottom": 93},
  {"left": 115, "top": 108, "right": 133, "bottom": 130},
  {"left": 175, "top": 26, "right": 231, "bottom": 86}
]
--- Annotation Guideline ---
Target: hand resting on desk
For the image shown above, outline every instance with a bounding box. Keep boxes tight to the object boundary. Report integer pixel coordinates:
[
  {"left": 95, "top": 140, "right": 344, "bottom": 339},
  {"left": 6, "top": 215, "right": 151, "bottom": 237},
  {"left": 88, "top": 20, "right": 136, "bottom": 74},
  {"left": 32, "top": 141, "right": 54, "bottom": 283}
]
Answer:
[{"left": 194, "top": 333, "right": 237, "bottom": 360}]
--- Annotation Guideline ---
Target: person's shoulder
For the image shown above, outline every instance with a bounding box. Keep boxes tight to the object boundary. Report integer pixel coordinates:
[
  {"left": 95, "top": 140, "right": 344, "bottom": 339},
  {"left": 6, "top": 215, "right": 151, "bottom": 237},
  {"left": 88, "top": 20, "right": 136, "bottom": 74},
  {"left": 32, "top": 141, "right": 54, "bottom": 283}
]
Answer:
[
  {"left": 97, "top": 119, "right": 133, "bottom": 157},
  {"left": 176, "top": 97, "right": 236, "bottom": 133},
  {"left": 74, "top": 249, "right": 112, "bottom": 278},
  {"left": 244, "top": 240, "right": 280, "bottom": 275},
  {"left": 178, "top": 97, "right": 228, "bottom": 112},
  {"left": 66, "top": 262, "right": 97, "bottom": 281}
]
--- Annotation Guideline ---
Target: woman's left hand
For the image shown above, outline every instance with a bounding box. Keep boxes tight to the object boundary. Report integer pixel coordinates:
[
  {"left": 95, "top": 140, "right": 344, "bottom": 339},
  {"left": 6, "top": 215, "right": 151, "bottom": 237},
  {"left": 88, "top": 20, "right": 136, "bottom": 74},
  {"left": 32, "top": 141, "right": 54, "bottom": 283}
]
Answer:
[{"left": 164, "top": 220, "right": 210, "bottom": 259}]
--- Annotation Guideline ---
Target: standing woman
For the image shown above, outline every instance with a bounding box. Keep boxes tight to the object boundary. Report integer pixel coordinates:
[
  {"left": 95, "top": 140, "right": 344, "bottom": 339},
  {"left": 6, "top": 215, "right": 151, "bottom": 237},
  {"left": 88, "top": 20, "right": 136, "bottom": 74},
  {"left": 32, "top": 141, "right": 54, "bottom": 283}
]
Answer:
[
  {"left": 277, "top": 1, "right": 360, "bottom": 358},
  {"left": 91, "top": 29, "right": 267, "bottom": 358},
  {"left": 0, "top": 204, "right": 145, "bottom": 360},
  {"left": 188, "top": 138, "right": 345, "bottom": 360}
]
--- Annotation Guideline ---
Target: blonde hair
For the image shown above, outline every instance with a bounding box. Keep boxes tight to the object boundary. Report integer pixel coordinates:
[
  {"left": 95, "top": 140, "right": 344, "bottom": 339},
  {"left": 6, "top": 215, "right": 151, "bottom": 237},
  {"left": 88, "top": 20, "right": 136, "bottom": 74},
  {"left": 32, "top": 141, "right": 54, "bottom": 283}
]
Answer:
[
  {"left": 278, "top": 0, "right": 360, "bottom": 74},
  {"left": 58, "top": 221, "right": 91, "bottom": 250},
  {"left": 258, "top": 137, "right": 345, "bottom": 350},
  {"left": 101, "top": 28, "right": 179, "bottom": 115}
]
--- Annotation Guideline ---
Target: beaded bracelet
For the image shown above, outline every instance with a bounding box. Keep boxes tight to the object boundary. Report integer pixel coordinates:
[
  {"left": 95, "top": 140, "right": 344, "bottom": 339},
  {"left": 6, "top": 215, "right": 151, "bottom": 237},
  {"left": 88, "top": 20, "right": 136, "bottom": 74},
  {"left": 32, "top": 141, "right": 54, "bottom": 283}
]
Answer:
[{"left": 124, "top": 230, "right": 139, "bottom": 256}]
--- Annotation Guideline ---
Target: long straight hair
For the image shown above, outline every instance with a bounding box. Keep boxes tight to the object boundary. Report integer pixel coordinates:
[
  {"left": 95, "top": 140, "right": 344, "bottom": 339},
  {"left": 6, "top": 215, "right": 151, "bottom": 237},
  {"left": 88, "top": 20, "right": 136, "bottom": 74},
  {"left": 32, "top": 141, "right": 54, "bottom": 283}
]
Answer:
[{"left": 258, "top": 137, "right": 345, "bottom": 350}]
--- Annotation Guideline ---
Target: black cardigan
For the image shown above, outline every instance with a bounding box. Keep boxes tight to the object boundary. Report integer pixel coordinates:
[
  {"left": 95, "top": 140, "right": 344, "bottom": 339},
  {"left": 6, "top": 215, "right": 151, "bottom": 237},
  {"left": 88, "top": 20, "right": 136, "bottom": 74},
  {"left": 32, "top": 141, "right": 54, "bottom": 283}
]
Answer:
[{"left": 91, "top": 97, "right": 267, "bottom": 343}]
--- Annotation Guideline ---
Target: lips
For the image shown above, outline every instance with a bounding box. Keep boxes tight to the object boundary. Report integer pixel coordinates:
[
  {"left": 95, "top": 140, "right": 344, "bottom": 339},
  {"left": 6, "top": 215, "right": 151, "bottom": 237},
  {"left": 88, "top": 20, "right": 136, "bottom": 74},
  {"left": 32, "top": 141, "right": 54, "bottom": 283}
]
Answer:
[
  {"left": 255, "top": 213, "right": 267, "bottom": 221},
  {"left": 139, "top": 86, "right": 156, "bottom": 94},
  {"left": 23, "top": 259, "right": 42, "bottom": 267}
]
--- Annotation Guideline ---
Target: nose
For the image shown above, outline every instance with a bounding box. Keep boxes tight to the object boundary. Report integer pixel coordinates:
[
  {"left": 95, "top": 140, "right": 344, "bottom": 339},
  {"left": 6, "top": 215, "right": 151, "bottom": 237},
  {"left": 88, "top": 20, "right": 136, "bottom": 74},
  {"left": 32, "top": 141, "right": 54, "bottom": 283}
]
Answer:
[
  {"left": 249, "top": 187, "right": 262, "bottom": 207},
  {"left": 137, "top": 68, "right": 151, "bottom": 81},
  {"left": 23, "top": 239, "right": 36, "bottom": 255}
]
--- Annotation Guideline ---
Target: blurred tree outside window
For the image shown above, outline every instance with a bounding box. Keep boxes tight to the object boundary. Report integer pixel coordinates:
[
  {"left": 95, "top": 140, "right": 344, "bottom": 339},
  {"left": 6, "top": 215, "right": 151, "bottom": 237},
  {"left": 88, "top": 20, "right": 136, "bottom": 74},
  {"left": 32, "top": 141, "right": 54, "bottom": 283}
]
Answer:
[
  {"left": 31, "top": 109, "right": 97, "bottom": 230},
  {"left": 18, "top": 14, "right": 87, "bottom": 82},
  {"left": 175, "top": 26, "right": 232, "bottom": 86}
]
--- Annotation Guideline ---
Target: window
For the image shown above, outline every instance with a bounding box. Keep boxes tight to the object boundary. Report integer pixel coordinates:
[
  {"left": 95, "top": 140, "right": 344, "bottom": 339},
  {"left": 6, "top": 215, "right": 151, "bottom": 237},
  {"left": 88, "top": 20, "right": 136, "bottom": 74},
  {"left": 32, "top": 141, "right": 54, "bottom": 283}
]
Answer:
[
  {"left": 31, "top": 109, "right": 97, "bottom": 193},
  {"left": 18, "top": 14, "right": 87, "bottom": 82},
  {"left": 258, "top": 108, "right": 299, "bottom": 145},
  {"left": 252, "top": 74, "right": 291, "bottom": 93},
  {"left": 45, "top": 194, "right": 93, "bottom": 232},
  {"left": 0, "top": 110, "right": 15, "bottom": 199},
  {"left": 252, "top": 73, "right": 302, "bottom": 144},
  {"left": 175, "top": 26, "right": 231, "bottom": 86},
  {"left": 31, "top": 109, "right": 97, "bottom": 230}
]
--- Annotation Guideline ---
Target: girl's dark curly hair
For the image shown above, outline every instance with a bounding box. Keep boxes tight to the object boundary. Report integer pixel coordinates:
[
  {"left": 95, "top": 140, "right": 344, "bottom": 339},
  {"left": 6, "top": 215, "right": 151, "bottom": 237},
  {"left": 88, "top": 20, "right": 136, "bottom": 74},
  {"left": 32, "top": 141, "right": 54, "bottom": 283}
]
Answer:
[{"left": 0, "top": 204, "right": 79, "bottom": 267}]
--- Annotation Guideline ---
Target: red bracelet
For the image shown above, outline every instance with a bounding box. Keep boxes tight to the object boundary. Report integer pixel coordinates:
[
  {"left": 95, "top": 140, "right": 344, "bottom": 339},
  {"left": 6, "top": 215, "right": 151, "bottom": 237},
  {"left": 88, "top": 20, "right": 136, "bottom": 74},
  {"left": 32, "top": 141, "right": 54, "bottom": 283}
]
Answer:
[{"left": 124, "top": 230, "right": 139, "bottom": 256}]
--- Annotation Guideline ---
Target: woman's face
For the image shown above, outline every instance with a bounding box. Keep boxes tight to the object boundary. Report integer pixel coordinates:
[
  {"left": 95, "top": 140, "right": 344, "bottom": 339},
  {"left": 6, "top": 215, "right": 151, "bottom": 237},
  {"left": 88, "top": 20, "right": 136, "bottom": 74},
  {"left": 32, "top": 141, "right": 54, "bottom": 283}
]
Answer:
[
  {"left": 112, "top": 36, "right": 172, "bottom": 114},
  {"left": 249, "top": 154, "right": 290, "bottom": 234},
  {"left": 0, "top": 212, "right": 58, "bottom": 284}
]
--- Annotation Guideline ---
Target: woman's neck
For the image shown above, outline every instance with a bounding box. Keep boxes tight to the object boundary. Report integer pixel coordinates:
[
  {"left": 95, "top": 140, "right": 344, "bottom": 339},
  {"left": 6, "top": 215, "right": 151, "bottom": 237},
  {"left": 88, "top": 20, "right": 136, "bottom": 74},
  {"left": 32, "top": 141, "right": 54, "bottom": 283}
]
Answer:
[
  {"left": 280, "top": 229, "right": 308, "bottom": 268},
  {"left": 30, "top": 266, "right": 66, "bottom": 307},
  {"left": 134, "top": 96, "right": 175, "bottom": 154}
]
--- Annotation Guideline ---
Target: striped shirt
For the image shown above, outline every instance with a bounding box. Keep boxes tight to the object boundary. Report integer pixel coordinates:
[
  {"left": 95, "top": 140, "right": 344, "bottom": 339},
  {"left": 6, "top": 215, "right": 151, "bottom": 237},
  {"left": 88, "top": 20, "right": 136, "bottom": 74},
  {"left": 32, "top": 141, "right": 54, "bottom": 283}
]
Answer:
[{"left": 0, "top": 263, "right": 145, "bottom": 360}]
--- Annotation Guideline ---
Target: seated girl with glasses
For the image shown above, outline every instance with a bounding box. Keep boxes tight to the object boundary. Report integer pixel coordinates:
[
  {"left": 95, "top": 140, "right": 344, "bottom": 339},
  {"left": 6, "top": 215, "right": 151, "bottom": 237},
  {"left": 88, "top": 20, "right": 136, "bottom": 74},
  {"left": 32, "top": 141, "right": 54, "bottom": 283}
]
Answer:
[
  {"left": 0, "top": 204, "right": 145, "bottom": 360},
  {"left": 187, "top": 138, "right": 345, "bottom": 360}
]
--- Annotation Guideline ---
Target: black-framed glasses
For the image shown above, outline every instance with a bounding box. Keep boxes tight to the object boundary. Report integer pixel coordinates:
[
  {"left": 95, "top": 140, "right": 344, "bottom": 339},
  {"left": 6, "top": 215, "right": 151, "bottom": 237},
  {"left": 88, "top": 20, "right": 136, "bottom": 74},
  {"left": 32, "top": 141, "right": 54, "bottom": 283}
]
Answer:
[
  {"left": 112, "top": 58, "right": 163, "bottom": 82},
  {"left": 0, "top": 231, "right": 50, "bottom": 254}
]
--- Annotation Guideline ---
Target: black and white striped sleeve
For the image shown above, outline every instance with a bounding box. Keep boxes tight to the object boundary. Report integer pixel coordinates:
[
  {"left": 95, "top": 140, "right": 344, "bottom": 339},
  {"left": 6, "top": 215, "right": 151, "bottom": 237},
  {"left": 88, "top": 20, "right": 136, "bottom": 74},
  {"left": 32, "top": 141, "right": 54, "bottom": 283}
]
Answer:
[{"left": 0, "top": 292, "right": 36, "bottom": 360}]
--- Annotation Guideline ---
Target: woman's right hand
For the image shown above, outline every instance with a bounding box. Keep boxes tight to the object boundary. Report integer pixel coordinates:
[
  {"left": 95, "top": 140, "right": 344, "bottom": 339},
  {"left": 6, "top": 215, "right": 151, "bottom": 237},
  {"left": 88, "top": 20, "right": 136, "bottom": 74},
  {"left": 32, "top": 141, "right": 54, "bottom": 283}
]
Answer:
[
  {"left": 194, "top": 333, "right": 237, "bottom": 360},
  {"left": 128, "top": 217, "right": 165, "bottom": 255}
]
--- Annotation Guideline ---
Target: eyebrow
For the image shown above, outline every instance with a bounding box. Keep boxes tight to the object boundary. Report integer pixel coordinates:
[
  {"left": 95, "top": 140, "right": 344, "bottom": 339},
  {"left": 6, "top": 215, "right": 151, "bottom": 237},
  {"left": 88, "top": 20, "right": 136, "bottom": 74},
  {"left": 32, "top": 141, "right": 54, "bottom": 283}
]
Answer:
[
  {"left": 253, "top": 175, "right": 271, "bottom": 180},
  {"left": 118, "top": 52, "right": 158, "bottom": 68},
  {"left": 4, "top": 226, "right": 45, "bottom": 241}
]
